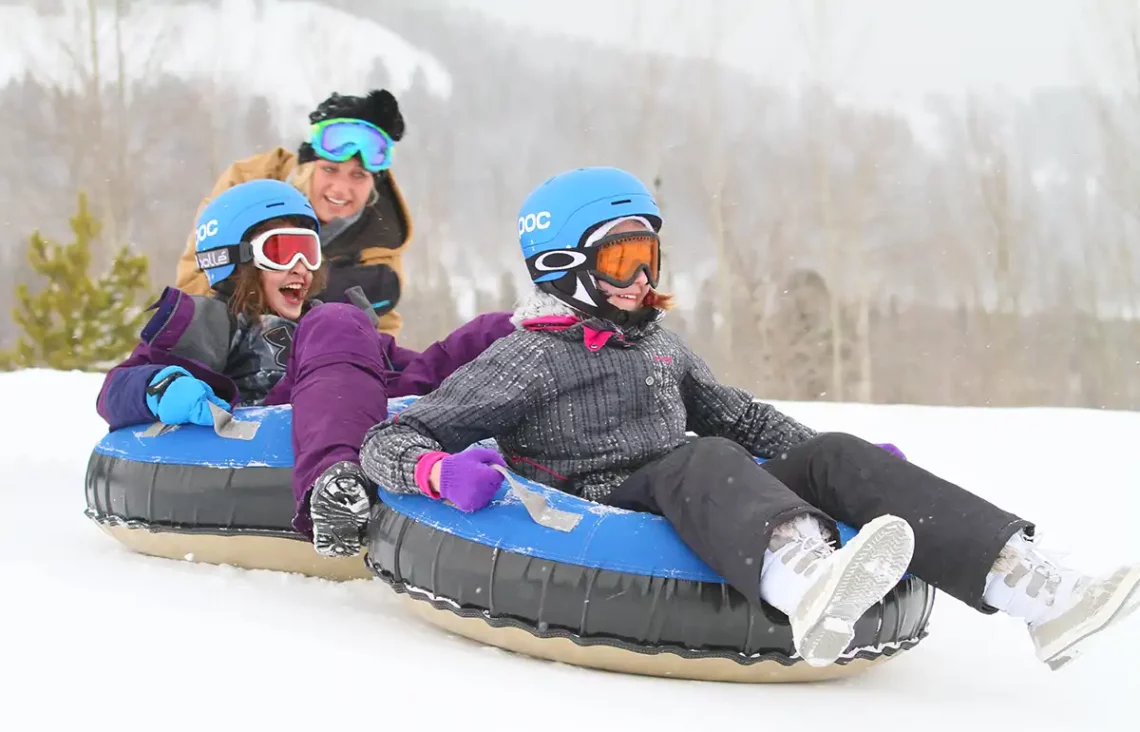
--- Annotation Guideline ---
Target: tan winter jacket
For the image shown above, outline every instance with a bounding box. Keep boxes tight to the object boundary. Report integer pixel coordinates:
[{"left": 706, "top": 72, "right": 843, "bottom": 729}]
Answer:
[{"left": 174, "top": 146, "right": 413, "bottom": 336}]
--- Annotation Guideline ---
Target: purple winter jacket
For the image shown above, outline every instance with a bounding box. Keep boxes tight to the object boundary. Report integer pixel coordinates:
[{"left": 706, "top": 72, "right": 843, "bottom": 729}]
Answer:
[{"left": 96, "top": 286, "right": 514, "bottom": 431}]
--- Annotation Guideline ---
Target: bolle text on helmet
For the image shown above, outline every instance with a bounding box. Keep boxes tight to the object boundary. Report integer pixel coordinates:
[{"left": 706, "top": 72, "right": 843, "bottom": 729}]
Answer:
[
  {"left": 195, "top": 248, "right": 231, "bottom": 270},
  {"left": 518, "top": 211, "right": 552, "bottom": 235},
  {"left": 196, "top": 219, "right": 219, "bottom": 243}
]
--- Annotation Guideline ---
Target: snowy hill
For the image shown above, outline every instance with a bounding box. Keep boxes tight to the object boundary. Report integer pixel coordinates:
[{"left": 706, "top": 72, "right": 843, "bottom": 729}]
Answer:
[
  {"left": 0, "top": 0, "right": 451, "bottom": 137},
  {"left": 3, "top": 368, "right": 1138, "bottom": 730}
]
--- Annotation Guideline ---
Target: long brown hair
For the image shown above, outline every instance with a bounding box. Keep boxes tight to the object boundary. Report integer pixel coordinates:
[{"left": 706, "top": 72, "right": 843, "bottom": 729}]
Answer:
[{"left": 226, "top": 263, "right": 329, "bottom": 323}]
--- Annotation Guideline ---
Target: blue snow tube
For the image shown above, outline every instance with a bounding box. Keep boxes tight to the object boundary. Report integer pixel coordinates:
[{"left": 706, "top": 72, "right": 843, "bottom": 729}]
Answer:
[
  {"left": 84, "top": 402, "right": 372, "bottom": 580},
  {"left": 365, "top": 398, "right": 935, "bottom": 683}
]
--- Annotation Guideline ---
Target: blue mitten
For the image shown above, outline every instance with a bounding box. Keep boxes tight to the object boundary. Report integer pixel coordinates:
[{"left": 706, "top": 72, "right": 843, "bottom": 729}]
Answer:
[{"left": 146, "top": 366, "right": 230, "bottom": 427}]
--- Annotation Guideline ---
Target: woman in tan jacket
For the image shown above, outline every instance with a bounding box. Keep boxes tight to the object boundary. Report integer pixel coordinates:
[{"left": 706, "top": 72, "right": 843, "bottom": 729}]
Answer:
[{"left": 175, "top": 89, "right": 412, "bottom": 336}]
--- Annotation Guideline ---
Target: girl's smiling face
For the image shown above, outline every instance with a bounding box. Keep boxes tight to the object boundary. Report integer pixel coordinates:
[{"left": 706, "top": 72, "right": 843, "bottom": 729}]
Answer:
[
  {"left": 248, "top": 217, "right": 316, "bottom": 320},
  {"left": 260, "top": 261, "right": 312, "bottom": 320},
  {"left": 593, "top": 219, "right": 654, "bottom": 310},
  {"left": 596, "top": 270, "right": 650, "bottom": 310}
]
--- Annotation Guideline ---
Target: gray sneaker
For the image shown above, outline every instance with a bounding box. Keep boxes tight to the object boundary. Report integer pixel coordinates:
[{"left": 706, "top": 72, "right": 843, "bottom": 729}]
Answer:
[
  {"left": 309, "top": 461, "right": 371, "bottom": 558},
  {"left": 790, "top": 514, "right": 916, "bottom": 667}
]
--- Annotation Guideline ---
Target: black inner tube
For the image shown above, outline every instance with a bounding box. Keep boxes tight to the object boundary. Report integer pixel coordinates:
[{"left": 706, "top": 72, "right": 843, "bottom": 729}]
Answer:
[{"left": 366, "top": 500, "right": 935, "bottom": 665}]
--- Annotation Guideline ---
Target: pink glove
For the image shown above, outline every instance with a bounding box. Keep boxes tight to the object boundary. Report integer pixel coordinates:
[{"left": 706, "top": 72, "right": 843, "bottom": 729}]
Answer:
[
  {"left": 876, "top": 442, "right": 906, "bottom": 460},
  {"left": 415, "top": 448, "right": 508, "bottom": 512}
]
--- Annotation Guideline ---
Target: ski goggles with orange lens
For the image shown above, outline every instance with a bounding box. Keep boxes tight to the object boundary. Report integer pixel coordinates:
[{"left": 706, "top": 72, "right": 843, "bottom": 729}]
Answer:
[
  {"left": 310, "top": 118, "right": 393, "bottom": 172},
  {"left": 588, "top": 231, "right": 660, "bottom": 288},
  {"left": 196, "top": 228, "right": 323, "bottom": 274}
]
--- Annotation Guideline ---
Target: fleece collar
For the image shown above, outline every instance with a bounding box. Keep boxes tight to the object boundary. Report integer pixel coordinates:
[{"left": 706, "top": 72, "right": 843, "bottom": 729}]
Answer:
[{"left": 512, "top": 287, "right": 662, "bottom": 352}]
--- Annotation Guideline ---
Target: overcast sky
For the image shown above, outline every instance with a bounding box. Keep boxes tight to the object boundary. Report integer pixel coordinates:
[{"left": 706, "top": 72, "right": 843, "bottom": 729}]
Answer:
[{"left": 445, "top": 0, "right": 1124, "bottom": 101}]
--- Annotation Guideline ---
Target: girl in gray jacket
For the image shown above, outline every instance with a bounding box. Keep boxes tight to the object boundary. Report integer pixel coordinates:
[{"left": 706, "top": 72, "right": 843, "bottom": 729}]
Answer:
[{"left": 361, "top": 166, "right": 1138, "bottom": 670}]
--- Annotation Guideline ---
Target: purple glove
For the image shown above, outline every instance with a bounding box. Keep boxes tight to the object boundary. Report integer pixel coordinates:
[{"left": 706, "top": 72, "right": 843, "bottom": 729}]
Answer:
[
  {"left": 876, "top": 442, "right": 907, "bottom": 461},
  {"left": 429, "top": 448, "right": 509, "bottom": 512}
]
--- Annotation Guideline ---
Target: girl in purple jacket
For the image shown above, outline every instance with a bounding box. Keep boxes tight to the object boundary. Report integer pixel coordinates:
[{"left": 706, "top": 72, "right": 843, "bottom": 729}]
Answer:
[
  {"left": 96, "top": 180, "right": 513, "bottom": 557},
  {"left": 360, "top": 166, "right": 1139, "bottom": 671}
]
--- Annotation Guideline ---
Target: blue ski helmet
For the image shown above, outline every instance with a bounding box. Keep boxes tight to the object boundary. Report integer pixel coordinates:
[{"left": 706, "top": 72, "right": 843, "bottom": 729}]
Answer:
[
  {"left": 517, "top": 166, "right": 661, "bottom": 278},
  {"left": 516, "top": 167, "right": 662, "bottom": 320},
  {"left": 194, "top": 179, "right": 320, "bottom": 287}
]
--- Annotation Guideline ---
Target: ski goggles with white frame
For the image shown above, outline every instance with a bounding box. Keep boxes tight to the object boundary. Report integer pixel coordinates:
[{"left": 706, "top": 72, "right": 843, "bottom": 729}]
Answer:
[{"left": 195, "top": 228, "right": 323, "bottom": 274}]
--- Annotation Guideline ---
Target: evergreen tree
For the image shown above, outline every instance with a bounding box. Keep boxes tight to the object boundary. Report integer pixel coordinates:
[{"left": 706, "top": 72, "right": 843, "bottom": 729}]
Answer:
[{"left": 0, "top": 193, "right": 151, "bottom": 371}]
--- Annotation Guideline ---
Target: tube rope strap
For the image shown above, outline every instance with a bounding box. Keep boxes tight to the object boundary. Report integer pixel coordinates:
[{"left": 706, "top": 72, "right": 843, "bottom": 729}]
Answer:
[
  {"left": 140, "top": 401, "right": 260, "bottom": 441},
  {"left": 491, "top": 464, "right": 582, "bottom": 532}
]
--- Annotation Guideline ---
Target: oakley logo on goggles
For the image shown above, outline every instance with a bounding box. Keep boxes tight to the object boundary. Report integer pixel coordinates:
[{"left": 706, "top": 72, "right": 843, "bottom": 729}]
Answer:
[
  {"left": 526, "top": 231, "right": 660, "bottom": 289},
  {"left": 196, "top": 228, "right": 323, "bottom": 273},
  {"left": 310, "top": 117, "right": 393, "bottom": 172}
]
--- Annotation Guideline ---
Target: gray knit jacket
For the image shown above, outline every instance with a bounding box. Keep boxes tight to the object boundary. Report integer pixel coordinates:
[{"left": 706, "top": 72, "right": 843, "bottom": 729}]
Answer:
[{"left": 359, "top": 289, "right": 818, "bottom": 503}]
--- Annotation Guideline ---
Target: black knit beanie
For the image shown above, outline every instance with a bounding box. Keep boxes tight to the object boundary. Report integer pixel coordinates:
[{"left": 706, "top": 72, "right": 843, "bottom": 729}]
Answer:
[{"left": 297, "top": 89, "right": 406, "bottom": 165}]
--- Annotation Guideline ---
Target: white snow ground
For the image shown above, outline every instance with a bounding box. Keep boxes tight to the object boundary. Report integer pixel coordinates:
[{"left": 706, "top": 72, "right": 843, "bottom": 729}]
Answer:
[{"left": 2, "top": 368, "right": 1137, "bottom": 730}]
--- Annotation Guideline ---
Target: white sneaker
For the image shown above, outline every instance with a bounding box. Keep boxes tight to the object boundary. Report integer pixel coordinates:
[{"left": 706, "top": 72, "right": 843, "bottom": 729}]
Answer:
[
  {"left": 987, "top": 535, "right": 1140, "bottom": 670},
  {"left": 789, "top": 515, "right": 916, "bottom": 667}
]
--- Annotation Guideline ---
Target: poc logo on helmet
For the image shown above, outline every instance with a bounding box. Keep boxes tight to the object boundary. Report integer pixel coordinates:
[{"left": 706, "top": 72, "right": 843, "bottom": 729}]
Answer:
[
  {"left": 196, "top": 219, "right": 219, "bottom": 243},
  {"left": 518, "top": 211, "right": 552, "bottom": 235}
]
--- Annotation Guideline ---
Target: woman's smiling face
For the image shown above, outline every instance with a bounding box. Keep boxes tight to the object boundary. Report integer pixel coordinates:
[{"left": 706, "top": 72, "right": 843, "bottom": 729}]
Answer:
[{"left": 309, "top": 157, "right": 373, "bottom": 222}]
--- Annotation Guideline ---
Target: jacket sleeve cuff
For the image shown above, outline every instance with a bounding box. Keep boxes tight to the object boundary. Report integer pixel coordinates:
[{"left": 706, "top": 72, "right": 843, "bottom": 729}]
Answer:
[
  {"left": 144, "top": 366, "right": 192, "bottom": 416},
  {"left": 414, "top": 451, "right": 449, "bottom": 498}
]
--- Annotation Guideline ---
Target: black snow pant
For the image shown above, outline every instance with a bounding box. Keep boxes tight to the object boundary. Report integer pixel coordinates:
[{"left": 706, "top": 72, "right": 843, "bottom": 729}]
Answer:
[{"left": 603, "top": 433, "right": 1034, "bottom": 613}]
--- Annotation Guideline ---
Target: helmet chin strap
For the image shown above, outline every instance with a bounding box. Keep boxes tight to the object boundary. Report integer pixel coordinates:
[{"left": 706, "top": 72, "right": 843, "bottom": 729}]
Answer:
[{"left": 540, "top": 271, "right": 653, "bottom": 326}]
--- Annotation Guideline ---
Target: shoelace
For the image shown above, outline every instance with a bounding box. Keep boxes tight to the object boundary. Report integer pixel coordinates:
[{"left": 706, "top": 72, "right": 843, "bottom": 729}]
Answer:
[
  {"left": 777, "top": 534, "right": 834, "bottom": 577},
  {"left": 1018, "top": 543, "right": 1070, "bottom": 610},
  {"left": 796, "top": 535, "right": 833, "bottom": 559}
]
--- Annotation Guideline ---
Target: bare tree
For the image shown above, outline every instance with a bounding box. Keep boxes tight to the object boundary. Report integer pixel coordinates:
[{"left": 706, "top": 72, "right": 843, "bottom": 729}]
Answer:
[
  {"left": 1084, "top": 1, "right": 1140, "bottom": 326},
  {"left": 792, "top": 0, "right": 873, "bottom": 401},
  {"left": 28, "top": 0, "right": 176, "bottom": 262}
]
